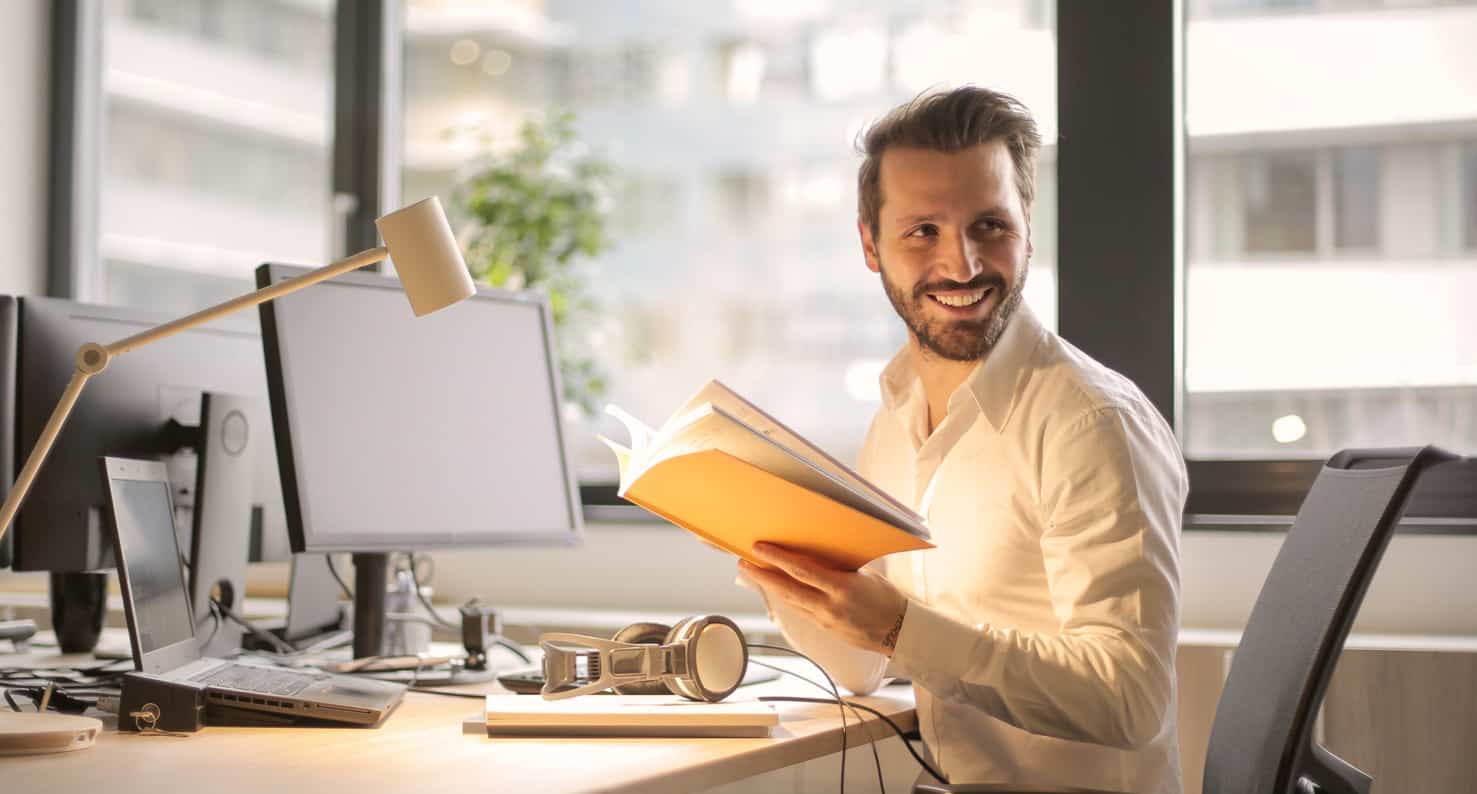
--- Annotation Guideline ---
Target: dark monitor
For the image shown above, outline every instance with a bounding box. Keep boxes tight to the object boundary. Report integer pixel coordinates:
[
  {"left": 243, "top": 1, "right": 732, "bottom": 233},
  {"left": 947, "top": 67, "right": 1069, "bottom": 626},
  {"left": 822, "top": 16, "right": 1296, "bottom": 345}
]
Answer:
[
  {"left": 256, "top": 264, "right": 583, "bottom": 553},
  {"left": 0, "top": 297, "right": 15, "bottom": 568},
  {"left": 257, "top": 264, "right": 581, "bottom": 657},
  {"left": 11, "top": 296, "right": 287, "bottom": 572}
]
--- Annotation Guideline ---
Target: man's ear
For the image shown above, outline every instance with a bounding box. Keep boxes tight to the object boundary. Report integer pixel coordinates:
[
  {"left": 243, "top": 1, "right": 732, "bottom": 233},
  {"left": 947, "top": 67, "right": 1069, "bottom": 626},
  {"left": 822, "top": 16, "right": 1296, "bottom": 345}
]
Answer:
[
  {"left": 1025, "top": 217, "right": 1034, "bottom": 260},
  {"left": 858, "top": 219, "right": 882, "bottom": 274}
]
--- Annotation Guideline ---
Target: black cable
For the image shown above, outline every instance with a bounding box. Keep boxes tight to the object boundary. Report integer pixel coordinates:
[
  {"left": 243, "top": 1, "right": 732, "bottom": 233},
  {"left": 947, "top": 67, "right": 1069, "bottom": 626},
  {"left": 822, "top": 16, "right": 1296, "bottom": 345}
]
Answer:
[
  {"left": 747, "top": 643, "right": 848, "bottom": 794},
  {"left": 198, "top": 602, "right": 222, "bottom": 650},
  {"left": 407, "top": 687, "right": 486, "bottom": 699},
  {"left": 759, "top": 695, "right": 946, "bottom": 784},
  {"left": 406, "top": 552, "right": 458, "bottom": 630},
  {"left": 325, "top": 555, "right": 354, "bottom": 600},
  {"left": 748, "top": 659, "right": 885, "bottom": 794},
  {"left": 490, "top": 636, "right": 532, "bottom": 665},
  {"left": 404, "top": 554, "right": 532, "bottom": 665},
  {"left": 211, "top": 597, "right": 296, "bottom": 655}
]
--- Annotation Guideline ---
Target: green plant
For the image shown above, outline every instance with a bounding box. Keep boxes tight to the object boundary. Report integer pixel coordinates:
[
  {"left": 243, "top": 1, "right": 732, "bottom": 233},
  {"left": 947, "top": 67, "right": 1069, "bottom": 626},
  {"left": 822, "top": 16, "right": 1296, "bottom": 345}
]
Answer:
[{"left": 449, "top": 112, "right": 614, "bottom": 417}]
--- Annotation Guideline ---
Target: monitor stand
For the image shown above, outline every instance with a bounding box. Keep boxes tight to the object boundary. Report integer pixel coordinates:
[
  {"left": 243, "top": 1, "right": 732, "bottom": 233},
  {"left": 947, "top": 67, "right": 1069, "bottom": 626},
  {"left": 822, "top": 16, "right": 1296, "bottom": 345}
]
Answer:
[
  {"left": 185, "top": 392, "right": 256, "bottom": 657},
  {"left": 353, "top": 552, "right": 389, "bottom": 659}
]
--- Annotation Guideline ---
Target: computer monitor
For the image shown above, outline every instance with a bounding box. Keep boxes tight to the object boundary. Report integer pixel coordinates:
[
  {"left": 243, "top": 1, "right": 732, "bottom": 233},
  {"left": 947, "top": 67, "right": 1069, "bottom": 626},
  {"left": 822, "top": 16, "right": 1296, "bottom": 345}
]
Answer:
[
  {"left": 256, "top": 263, "right": 582, "bottom": 657},
  {"left": 0, "top": 297, "right": 16, "bottom": 569},
  {"left": 11, "top": 296, "right": 289, "bottom": 574}
]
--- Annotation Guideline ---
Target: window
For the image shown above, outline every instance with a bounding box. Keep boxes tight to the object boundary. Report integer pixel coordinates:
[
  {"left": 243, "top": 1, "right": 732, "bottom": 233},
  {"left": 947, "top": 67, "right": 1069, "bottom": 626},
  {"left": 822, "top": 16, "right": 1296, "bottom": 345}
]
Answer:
[
  {"left": 93, "top": 0, "right": 335, "bottom": 311},
  {"left": 1242, "top": 150, "right": 1317, "bottom": 255},
  {"left": 1184, "top": 0, "right": 1477, "bottom": 459},
  {"left": 401, "top": 0, "right": 1058, "bottom": 479}
]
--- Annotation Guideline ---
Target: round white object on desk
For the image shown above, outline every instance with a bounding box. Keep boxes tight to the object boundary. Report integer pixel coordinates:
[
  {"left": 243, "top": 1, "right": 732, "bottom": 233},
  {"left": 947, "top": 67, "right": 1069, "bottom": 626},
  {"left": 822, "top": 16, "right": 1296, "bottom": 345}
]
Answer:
[{"left": 0, "top": 712, "right": 102, "bottom": 756}]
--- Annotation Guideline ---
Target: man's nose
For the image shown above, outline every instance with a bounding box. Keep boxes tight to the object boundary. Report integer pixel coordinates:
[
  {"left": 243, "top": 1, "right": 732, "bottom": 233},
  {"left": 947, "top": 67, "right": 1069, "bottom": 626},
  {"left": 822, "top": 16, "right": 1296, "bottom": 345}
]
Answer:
[{"left": 937, "top": 230, "right": 985, "bottom": 282}]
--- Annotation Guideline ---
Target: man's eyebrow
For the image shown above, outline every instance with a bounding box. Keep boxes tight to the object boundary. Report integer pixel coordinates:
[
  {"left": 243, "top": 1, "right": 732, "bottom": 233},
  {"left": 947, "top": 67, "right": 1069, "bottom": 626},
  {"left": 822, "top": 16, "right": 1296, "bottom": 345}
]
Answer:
[
  {"left": 894, "top": 207, "right": 1013, "bottom": 225},
  {"left": 973, "top": 206, "right": 1012, "bottom": 219},
  {"left": 896, "top": 213, "right": 940, "bottom": 225}
]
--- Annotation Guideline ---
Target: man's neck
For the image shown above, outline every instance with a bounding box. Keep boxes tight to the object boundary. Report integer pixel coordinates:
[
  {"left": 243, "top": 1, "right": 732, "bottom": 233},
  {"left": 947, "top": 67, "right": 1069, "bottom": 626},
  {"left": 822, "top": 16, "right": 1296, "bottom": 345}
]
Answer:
[{"left": 911, "top": 341, "right": 985, "bottom": 436}]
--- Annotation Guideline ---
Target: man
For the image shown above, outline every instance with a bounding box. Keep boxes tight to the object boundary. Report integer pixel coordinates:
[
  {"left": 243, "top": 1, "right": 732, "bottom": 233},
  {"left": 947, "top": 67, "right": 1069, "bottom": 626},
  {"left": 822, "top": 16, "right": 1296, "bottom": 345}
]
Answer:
[{"left": 738, "top": 86, "right": 1187, "bottom": 793}]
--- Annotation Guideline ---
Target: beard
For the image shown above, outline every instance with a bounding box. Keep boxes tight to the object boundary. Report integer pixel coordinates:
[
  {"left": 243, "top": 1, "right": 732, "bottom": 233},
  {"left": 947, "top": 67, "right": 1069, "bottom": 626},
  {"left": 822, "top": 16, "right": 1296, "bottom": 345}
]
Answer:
[{"left": 879, "top": 259, "right": 1027, "bottom": 362}]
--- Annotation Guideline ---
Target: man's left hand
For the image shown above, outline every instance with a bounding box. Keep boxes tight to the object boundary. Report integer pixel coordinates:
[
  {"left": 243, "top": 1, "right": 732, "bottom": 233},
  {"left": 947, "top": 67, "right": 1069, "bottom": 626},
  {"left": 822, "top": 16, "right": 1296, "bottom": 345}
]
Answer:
[{"left": 739, "top": 542, "right": 909, "bottom": 657}]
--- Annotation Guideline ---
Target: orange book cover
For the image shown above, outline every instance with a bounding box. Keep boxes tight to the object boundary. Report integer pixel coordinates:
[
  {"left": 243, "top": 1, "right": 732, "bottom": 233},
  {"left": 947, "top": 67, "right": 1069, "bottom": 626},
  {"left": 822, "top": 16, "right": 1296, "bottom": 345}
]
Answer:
[{"left": 602, "top": 381, "right": 933, "bottom": 571}]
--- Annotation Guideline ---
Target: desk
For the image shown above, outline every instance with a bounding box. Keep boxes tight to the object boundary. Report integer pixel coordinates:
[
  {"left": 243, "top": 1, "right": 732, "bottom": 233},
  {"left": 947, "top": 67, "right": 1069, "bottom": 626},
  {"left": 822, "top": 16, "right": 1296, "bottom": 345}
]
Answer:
[{"left": 0, "top": 643, "right": 917, "bottom": 794}]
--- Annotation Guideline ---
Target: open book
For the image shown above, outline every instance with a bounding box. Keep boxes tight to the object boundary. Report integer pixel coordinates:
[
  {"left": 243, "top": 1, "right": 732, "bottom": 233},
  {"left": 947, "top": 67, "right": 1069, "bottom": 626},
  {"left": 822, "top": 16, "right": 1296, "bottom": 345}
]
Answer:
[{"left": 600, "top": 380, "right": 933, "bottom": 571}]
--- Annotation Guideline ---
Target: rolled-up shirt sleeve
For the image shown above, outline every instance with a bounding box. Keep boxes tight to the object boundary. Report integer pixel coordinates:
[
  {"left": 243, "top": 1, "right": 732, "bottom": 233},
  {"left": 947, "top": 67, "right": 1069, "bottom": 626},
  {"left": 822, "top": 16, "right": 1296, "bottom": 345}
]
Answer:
[{"left": 887, "top": 405, "right": 1185, "bottom": 750}]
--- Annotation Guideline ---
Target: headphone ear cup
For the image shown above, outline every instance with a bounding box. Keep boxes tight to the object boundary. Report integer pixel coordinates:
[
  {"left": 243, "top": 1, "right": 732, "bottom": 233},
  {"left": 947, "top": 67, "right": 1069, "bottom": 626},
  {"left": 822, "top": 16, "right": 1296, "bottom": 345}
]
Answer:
[
  {"left": 666, "top": 616, "right": 746, "bottom": 703},
  {"left": 610, "top": 622, "right": 673, "bottom": 695}
]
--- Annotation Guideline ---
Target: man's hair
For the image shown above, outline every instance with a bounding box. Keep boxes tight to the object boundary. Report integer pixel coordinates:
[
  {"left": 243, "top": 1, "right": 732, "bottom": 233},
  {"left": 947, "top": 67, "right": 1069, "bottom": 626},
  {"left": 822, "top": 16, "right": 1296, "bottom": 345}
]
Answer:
[{"left": 857, "top": 86, "right": 1042, "bottom": 238}]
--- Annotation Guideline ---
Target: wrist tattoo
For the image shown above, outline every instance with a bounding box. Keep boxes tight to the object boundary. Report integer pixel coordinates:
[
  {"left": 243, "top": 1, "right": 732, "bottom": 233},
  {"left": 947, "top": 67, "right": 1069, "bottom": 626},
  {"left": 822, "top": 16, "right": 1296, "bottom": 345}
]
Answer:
[{"left": 882, "top": 607, "right": 906, "bottom": 651}]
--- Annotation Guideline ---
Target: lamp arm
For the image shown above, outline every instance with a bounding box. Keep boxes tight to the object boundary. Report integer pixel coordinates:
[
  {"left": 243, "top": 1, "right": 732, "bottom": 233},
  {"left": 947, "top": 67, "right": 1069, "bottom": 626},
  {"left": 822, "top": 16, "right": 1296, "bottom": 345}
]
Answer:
[
  {"left": 107, "top": 245, "right": 388, "bottom": 356},
  {"left": 0, "top": 365, "right": 97, "bottom": 544},
  {"left": 0, "top": 245, "right": 391, "bottom": 543}
]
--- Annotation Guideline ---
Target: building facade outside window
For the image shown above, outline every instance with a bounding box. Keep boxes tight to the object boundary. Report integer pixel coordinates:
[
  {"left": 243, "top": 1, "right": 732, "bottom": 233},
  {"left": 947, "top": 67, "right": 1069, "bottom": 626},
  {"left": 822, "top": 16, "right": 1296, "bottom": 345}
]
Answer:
[
  {"left": 1184, "top": 0, "right": 1477, "bottom": 457},
  {"left": 94, "top": 0, "right": 335, "bottom": 312}
]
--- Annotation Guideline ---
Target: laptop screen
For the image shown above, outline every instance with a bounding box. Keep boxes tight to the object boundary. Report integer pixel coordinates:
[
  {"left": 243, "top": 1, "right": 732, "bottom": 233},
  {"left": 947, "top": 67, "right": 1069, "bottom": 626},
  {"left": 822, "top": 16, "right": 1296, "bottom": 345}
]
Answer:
[{"left": 111, "top": 477, "right": 195, "bottom": 655}]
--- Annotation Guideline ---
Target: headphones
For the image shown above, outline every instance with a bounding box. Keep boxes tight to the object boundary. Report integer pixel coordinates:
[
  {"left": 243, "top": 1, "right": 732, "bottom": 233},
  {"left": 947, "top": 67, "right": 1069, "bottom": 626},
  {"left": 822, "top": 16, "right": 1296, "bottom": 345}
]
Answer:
[{"left": 539, "top": 615, "right": 748, "bottom": 702}]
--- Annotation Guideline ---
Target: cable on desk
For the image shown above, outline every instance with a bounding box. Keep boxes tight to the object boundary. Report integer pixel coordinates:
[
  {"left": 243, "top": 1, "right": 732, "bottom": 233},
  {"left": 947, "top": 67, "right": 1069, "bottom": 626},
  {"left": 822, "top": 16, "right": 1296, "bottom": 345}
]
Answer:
[
  {"left": 748, "top": 658, "right": 885, "bottom": 794},
  {"left": 198, "top": 601, "right": 223, "bottom": 650},
  {"left": 405, "top": 554, "right": 531, "bottom": 665},
  {"left": 325, "top": 555, "right": 354, "bottom": 600},
  {"left": 211, "top": 598, "right": 296, "bottom": 656},
  {"left": 748, "top": 643, "right": 853, "bottom": 794},
  {"left": 406, "top": 552, "right": 457, "bottom": 631},
  {"left": 760, "top": 695, "right": 944, "bottom": 785},
  {"left": 407, "top": 687, "right": 486, "bottom": 699}
]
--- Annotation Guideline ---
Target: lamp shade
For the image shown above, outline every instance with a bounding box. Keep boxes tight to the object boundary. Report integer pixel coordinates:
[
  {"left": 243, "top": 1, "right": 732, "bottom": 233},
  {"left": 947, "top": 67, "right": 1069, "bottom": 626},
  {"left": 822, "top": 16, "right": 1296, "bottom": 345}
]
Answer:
[{"left": 375, "top": 196, "right": 476, "bottom": 317}]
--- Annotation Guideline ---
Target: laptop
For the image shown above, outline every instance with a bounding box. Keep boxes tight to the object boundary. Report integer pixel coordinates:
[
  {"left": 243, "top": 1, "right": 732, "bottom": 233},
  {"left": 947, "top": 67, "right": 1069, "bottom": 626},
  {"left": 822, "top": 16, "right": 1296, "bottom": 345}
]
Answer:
[{"left": 100, "top": 456, "right": 405, "bottom": 727}]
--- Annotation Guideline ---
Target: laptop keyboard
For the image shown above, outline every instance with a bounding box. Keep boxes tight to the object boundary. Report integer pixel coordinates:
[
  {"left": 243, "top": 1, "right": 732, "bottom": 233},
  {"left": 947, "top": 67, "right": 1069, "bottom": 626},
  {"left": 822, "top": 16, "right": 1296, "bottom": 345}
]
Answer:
[{"left": 189, "top": 663, "right": 329, "bottom": 697}]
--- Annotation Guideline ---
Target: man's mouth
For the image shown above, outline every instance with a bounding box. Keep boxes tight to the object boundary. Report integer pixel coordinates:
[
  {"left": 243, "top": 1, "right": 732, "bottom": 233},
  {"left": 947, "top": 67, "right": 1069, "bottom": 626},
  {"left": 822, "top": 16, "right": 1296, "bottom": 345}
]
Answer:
[{"left": 927, "top": 287, "right": 993, "bottom": 310}]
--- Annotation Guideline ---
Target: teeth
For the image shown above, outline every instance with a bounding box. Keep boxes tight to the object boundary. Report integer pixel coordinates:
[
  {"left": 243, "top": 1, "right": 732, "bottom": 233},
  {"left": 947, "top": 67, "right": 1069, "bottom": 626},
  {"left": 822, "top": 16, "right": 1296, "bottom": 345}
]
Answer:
[{"left": 933, "top": 290, "right": 986, "bottom": 308}]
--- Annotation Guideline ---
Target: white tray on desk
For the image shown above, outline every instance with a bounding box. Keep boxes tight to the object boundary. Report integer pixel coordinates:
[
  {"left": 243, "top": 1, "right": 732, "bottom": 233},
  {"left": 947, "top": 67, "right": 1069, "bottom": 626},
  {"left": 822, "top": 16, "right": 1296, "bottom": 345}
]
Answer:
[{"left": 483, "top": 694, "right": 779, "bottom": 738}]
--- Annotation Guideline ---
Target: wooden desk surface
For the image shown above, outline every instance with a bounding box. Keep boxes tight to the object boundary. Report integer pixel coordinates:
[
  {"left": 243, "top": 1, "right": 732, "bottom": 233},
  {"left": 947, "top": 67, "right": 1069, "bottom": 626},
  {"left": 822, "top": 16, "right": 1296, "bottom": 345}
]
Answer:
[{"left": 0, "top": 646, "right": 916, "bottom": 794}]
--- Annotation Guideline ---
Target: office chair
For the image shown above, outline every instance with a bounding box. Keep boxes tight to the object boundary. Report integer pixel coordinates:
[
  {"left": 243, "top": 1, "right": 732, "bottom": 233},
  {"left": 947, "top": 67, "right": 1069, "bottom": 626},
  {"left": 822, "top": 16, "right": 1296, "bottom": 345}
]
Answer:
[{"left": 915, "top": 445, "right": 1461, "bottom": 794}]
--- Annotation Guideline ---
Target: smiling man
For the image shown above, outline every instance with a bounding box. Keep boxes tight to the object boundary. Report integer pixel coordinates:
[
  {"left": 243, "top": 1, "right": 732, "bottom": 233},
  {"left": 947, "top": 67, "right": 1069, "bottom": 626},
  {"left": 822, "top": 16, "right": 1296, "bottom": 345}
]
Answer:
[{"left": 738, "top": 87, "right": 1187, "bottom": 793}]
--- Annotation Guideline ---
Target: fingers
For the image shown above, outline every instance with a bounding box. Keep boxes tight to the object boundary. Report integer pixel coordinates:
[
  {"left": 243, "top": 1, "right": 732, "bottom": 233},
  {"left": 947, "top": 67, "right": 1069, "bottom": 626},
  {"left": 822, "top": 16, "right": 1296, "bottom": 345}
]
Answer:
[
  {"left": 738, "top": 559, "right": 828, "bottom": 612},
  {"left": 749, "top": 542, "right": 843, "bottom": 593}
]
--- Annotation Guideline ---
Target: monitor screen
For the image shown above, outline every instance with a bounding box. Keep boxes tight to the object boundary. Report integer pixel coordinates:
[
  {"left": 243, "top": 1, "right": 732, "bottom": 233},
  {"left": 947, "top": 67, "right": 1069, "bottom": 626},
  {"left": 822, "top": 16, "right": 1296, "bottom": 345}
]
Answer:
[
  {"left": 258, "top": 264, "right": 582, "bottom": 552},
  {"left": 109, "top": 477, "right": 195, "bottom": 655}
]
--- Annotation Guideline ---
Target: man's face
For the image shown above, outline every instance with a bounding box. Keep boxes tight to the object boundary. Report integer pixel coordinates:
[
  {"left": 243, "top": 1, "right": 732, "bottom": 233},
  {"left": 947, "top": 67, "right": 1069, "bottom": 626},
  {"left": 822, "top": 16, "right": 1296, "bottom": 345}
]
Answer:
[{"left": 860, "top": 141, "right": 1032, "bottom": 362}]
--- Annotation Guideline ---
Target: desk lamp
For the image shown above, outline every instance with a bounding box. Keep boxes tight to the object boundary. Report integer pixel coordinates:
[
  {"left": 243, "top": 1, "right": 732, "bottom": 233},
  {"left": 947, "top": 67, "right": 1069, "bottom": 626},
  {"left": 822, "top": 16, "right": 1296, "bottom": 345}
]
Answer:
[{"left": 0, "top": 196, "right": 473, "bottom": 755}]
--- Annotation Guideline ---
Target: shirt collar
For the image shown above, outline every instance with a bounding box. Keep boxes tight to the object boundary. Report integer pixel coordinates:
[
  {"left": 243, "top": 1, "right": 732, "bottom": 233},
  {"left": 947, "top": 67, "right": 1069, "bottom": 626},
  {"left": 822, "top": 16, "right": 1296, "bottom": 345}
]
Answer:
[{"left": 877, "top": 302, "right": 1046, "bottom": 434}]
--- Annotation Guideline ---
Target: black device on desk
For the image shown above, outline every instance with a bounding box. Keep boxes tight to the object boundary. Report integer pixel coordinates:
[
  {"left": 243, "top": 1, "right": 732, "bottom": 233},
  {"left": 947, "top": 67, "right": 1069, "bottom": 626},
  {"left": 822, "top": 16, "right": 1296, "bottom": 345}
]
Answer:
[{"left": 101, "top": 456, "right": 404, "bottom": 728}]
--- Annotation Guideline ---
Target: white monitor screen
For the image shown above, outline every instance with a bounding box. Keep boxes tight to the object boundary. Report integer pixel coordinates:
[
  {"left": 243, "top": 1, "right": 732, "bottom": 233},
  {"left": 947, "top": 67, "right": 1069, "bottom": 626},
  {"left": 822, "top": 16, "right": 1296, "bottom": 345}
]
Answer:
[
  {"left": 260, "top": 265, "right": 581, "bottom": 551},
  {"left": 111, "top": 478, "right": 195, "bottom": 654}
]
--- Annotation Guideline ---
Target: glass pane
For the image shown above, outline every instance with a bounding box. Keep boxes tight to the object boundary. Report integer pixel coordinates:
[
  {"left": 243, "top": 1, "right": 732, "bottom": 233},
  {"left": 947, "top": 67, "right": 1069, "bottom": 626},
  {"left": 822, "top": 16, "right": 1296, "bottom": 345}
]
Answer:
[
  {"left": 98, "top": 0, "right": 335, "bottom": 312},
  {"left": 402, "top": 0, "right": 1059, "bottom": 477},
  {"left": 1184, "top": 1, "right": 1477, "bottom": 457}
]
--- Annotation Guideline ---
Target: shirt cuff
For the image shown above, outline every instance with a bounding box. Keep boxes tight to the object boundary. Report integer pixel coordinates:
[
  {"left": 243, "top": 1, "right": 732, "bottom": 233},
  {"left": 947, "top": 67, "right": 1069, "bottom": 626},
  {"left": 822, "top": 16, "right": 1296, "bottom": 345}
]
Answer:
[{"left": 888, "top": 598, "right": 978, "bottom": 686}]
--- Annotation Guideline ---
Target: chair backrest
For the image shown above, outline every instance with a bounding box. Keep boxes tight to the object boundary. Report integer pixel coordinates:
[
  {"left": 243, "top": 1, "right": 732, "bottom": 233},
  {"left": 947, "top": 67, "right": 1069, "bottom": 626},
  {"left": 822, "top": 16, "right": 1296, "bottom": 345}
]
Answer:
[{"left": 1202, "top": 446, "right": 1459, "bottom": 794}]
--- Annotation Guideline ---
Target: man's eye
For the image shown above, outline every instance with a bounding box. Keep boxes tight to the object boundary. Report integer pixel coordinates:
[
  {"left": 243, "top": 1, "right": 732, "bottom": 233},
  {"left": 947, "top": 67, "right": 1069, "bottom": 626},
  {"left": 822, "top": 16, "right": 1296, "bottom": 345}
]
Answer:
[
  {"left": 974, "top": 219, "right": 1006, "bottom": 235},
  {"left": 906, "top": 224, "right": 938, "bottom": 239}
]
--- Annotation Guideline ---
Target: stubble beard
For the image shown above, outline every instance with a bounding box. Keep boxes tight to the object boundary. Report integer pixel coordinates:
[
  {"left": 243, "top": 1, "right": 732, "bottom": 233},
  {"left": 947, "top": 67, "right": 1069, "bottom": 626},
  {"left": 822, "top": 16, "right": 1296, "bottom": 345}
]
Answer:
[{"left": 879, "top": 259, "right": 1028, "bottom": 362}]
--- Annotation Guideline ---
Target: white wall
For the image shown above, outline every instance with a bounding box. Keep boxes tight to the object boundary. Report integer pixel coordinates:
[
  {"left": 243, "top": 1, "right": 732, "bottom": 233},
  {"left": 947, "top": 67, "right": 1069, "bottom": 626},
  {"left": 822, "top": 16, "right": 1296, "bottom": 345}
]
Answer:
[{"left": 0, "top": 0, "right": 49, "bottom": 297}]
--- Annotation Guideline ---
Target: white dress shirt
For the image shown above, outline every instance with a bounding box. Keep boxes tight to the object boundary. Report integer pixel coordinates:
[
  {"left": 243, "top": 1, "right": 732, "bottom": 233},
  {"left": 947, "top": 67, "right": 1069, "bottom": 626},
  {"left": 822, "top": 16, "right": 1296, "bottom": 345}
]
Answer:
[{"left": 764, "top": 304, "right": 1186, "bottom": 793}]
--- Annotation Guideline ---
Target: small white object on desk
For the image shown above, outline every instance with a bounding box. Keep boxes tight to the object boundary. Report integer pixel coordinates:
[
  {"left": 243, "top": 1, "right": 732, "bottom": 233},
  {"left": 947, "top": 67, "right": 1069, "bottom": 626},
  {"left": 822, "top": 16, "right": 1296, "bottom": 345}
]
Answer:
[
  {"left": 0, "top": 712, "right": 103, "bottom": 756},
  {"left": 483, "top": 694, "right": 779, "bottom": 738}
]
